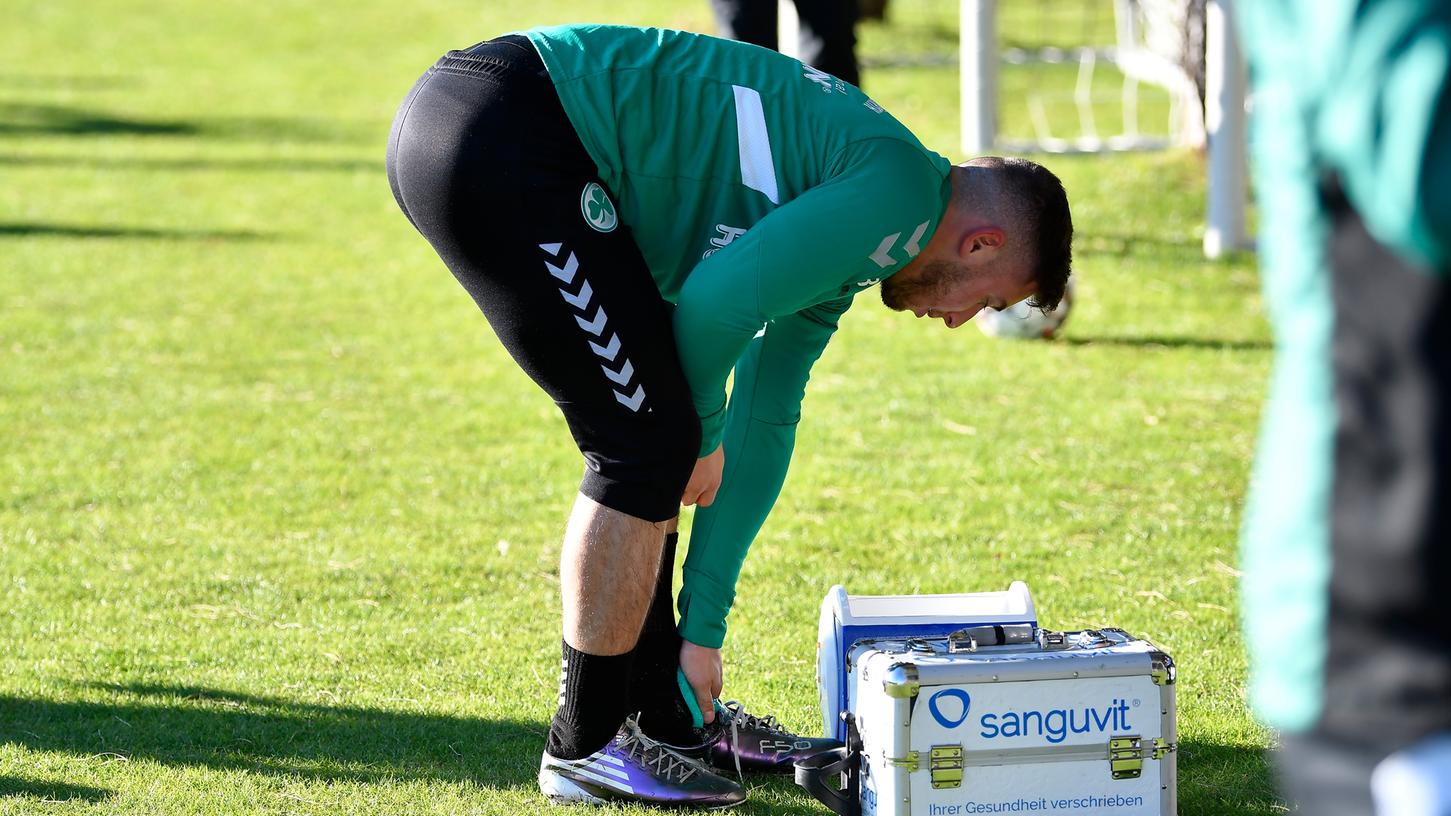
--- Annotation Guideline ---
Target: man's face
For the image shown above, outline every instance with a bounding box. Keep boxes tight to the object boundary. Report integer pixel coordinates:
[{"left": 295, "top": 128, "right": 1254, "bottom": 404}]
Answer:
[{"left": 880, "top": 259, "right": 1037, "bottom": 329}]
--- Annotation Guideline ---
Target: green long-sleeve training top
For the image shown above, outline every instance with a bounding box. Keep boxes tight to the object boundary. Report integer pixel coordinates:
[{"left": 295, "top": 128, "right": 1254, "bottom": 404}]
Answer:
[{"left": 525, "top": 23, "right": 953, "bottom": 647}]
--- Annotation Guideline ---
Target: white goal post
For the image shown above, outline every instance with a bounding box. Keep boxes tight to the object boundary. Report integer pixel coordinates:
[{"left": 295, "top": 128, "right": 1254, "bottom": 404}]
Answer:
[
  {"left": 1201, "top": 0, "right": 1248, "bottom": 258},
  {"left": 960, "top": 0, "right": 1248, "bottom": 258}
]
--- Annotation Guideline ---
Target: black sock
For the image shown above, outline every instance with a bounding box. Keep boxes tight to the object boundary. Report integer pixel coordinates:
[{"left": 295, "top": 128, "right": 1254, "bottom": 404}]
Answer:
[
  {"left": 631, "top": 532, "right": 700, "bottom": 745},
  {"left": 640, "top": 532, "right": 679, "bottom": 641},
  {"left": 545, "top": 639, "right": 635, "bottom": 759}
]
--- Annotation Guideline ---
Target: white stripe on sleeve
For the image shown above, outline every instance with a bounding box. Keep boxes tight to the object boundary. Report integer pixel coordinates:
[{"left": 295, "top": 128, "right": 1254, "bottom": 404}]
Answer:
[{"left": 732, "top": 85, "right": 780, "bottom": 204}]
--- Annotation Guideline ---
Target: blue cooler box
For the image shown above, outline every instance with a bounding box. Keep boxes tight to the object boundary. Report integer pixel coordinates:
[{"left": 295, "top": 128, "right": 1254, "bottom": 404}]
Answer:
[{"left": 815, "top": 583, "right": 1037, "bottom": 741}]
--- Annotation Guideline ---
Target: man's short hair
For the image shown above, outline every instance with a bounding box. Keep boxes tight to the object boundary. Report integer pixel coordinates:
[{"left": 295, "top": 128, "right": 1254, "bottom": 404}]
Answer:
[{"left": 975, "top": 157, "right": 1074, "bottom": 311}]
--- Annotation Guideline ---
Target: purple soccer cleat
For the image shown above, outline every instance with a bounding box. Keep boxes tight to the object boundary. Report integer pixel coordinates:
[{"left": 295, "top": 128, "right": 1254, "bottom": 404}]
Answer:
[
  {"left": 684, "top": 700, "right": 843, "bottom": 775},
  {"left": 539, "top": 714, "right": 746, "bottom": 808}
]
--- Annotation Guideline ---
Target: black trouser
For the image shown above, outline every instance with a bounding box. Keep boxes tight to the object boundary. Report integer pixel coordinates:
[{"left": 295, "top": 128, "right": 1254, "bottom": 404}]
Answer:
[
  {"left": 1277, "top": 180, "right": 1451, "bottom": 814},
  {"left": 385, "top": 36, "right": 700, "bottom": 523},
  {"left": 709, "top": 0, "right": 861, "bottom": 86}
]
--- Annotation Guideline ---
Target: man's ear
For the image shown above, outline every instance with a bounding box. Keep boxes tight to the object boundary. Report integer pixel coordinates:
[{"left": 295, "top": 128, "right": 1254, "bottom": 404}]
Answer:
[{"left": 958, "top": 226, "right": 1006, "bottom": 257}]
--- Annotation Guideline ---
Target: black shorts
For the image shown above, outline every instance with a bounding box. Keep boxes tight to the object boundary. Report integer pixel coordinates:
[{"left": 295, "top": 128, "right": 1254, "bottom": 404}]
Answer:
[{"left": 385, "top": 36, "right": 701, "bottom": 522}]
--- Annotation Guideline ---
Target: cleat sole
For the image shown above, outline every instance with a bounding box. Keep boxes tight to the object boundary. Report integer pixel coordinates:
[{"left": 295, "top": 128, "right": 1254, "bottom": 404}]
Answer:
[{"left": 539, "top": 767, "right": 745, "bottom": 810}]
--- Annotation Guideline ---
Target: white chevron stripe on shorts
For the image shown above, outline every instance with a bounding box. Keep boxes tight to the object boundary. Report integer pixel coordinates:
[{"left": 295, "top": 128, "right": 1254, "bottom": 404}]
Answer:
[{"left": 539, "top": 242, "right": 648, "bottom": 413}]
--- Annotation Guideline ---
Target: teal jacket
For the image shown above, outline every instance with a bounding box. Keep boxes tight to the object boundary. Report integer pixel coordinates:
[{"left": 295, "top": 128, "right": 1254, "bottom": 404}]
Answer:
[{"left": 1238, "top": 0, "right": 1451, "bottom": 731}]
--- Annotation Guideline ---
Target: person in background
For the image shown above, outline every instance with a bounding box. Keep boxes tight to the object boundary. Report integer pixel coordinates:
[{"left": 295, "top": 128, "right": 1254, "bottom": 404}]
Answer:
[
  {"left": 709, "top": 0, "right": 862, "bottom": 86},
  {"left": 1236, "top": 1, "right": 1451, "bottom": 814}
]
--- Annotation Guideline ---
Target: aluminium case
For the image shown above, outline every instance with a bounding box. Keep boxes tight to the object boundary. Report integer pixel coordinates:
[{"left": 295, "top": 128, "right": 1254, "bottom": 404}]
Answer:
[
  {"left": 846, "top": 628, "right": 1176, "bottom": 816},
  {"left": 817, "top": 583, "right": 1038, "bottom": 741}
]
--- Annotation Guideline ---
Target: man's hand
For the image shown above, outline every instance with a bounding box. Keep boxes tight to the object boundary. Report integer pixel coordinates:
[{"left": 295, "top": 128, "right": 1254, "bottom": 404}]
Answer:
[
  {"left": 679, "top": 640, "right": 722, "bottom": 725},
  {"left": 681, "top": 444, "right": 724, "bottom": 507}
]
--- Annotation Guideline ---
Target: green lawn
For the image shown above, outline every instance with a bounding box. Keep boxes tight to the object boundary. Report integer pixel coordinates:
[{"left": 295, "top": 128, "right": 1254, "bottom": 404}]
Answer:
[{"left": 1, "top": 0, "right": 1278, "bottom": 813}]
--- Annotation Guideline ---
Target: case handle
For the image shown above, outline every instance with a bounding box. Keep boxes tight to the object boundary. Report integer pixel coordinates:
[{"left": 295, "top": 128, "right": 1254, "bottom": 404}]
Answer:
[
  {"left": 795, "top": 713, "right": 862, "bottom": 816},
  {"left": 795, "top": 747, "right": 859, "bottom": 816},
  {"left": 947, "top": 623, "right": 1035, "bottom": 652}
]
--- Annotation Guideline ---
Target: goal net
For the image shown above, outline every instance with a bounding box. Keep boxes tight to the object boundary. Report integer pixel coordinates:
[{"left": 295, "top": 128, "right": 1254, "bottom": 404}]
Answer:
[
  {"left": 957, "top": 0, "right": 1247, "bottom": 256},
  {"left": 964, "top": 0, "right": 1206, "bottom": 154}
]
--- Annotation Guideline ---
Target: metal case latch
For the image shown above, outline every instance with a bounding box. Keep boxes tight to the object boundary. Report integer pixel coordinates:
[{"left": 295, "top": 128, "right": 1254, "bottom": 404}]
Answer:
[
  {"left": 1109, "top": 736, "right": 1144, "bottom": 779},
  {"left": 929, "top": 744, "right": 964, "bottom": 789},
  {"left": 1036, "top": 628, "right": 1070, "bottom": 650},
  {"left": 947, "top": 624, "right": 1034, "bottom": 653},
  {"left": 1152, "top": 738, "right": 1175, "bottom": 760}
]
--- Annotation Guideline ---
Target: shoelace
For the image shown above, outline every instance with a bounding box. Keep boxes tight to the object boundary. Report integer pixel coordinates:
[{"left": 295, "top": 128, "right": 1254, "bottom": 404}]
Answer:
[
  {"left": 617, "top": 724, "right": 700, "bottom": 783},
  {"left": 715, "top": 700, "right": 795, "bottom": 784},
  {"left": 724, "top": 711, "right": 745, "bottom": 783},
  {"left": 719, "top": 701, "right": 789, "bottom": 736}
]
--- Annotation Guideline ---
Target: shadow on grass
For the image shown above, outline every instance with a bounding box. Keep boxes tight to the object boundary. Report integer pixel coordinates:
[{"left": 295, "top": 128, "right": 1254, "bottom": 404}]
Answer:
[
  {"left": 0, "top": 103, "right": 374, "bottom": 144},
  {"left": 1, "top": 684, "right": 544, "bottom": 788},
  {"left": 1, "top": 686, "right": 1285, "bottom": 813},
  {"left": 0, "top": 222, "right": 274, "bottom": 241},
  {"left": 0, "top": 775, "right": 112, "bottom": 803},
  {"left": 0, "top": 153, "right": 380, "bottom": 174},
  {"left": 1177, "top": 739, "right": 1285, "bottom": 815},
  {"left": 1066, "top": 335, "right": 1272, "bottom": 352},
  {"left": 0, "top": 103, "right": 196, "bottom": 137}
]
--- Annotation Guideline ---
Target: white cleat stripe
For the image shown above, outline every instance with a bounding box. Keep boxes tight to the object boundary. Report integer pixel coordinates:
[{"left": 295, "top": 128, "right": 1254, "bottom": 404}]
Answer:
[
  {"left": 567, "top": 766, "right": 634, "bottom": 793},
  {"left": 584, "top": 760, "right": 631, "bottom": 781}
]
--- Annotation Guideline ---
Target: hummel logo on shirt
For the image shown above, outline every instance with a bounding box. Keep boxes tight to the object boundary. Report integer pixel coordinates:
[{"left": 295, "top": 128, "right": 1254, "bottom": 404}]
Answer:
[
  {"left": 868, "top": 220, "right": 930, "bottom": 269},
  {"left": 802, "top": 65, "right": 845, "bottom": 95}
]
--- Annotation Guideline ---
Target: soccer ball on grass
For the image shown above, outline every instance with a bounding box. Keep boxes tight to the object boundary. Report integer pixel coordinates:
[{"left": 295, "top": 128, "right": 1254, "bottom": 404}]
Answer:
[{"left": 975, "top": 278, "right": 1076, "bottom": 340}]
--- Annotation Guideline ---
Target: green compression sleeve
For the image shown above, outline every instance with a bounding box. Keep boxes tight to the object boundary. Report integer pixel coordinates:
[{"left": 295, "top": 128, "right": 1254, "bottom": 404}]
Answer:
[{"left": 677, "top": 299, "right": 849, "bottom": 648}]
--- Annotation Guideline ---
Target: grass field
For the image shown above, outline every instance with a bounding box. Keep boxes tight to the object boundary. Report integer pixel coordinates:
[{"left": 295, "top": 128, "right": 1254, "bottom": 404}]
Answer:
[{"left": 1, "top": 0, "right": 1278, "bottom": 813}]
